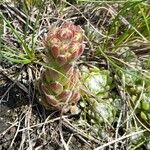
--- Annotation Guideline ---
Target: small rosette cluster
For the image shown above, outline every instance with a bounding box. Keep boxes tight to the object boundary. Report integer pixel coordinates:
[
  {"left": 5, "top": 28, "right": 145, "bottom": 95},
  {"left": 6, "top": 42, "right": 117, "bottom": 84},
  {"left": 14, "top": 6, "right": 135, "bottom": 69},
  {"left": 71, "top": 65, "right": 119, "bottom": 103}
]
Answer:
[
  {"left": 81, "top": 66, "right": 116, "bottom": 127},
  {"left": 37, "top": 22, "right": 85, "bottom": 112}
]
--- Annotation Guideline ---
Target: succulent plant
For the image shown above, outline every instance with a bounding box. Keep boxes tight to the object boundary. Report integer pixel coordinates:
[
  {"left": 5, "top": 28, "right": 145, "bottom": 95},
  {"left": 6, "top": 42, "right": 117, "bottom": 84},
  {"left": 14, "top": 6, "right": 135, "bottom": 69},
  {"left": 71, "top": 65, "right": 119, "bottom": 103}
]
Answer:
[
  {"left": 118, "top": 69, "right": 150, "bottom": 125},
  {"left": 44, "top": 21, "right": 85, "bottom": 66},
  {"left": 37, "top": 67, "right": 81, "bottom": 112},
  {"left": 81, "top": 66, "right": 116, "bottom": 126},
  {"left": 81, "top": 66, "right": 113, "bottom": 97},
  {"left": 37, "top": 22, "right": 85, "bottom": 113}
]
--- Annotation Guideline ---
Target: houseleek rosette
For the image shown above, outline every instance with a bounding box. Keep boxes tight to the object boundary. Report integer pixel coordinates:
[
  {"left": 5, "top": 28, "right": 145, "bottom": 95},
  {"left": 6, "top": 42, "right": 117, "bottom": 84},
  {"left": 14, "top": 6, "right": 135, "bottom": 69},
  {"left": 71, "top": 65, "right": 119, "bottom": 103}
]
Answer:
[
  {"left": 37, "top": 22, "right": 85, "bottom": 113},
  {"left": 81, "top": 66, "right": 116, "bottom": 125},
  {"left": 44, "top": 21, "right": 85, "bottom": 66}
]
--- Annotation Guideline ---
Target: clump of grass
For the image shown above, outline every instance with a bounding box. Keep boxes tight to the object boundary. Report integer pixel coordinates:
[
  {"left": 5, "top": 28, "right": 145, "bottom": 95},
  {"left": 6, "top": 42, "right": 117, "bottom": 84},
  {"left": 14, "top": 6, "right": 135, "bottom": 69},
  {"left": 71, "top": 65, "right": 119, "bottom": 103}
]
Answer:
[{"left": 0, "top": 0, "right": 47, "bottom": 64}]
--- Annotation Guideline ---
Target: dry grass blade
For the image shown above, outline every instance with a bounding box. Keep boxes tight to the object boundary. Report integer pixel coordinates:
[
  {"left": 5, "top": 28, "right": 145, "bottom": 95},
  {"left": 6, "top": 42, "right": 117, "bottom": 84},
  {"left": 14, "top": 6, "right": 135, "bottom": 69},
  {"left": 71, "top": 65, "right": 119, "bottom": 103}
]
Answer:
[{"left": 94, "top": 129, "right": 146, "bottom": 150}]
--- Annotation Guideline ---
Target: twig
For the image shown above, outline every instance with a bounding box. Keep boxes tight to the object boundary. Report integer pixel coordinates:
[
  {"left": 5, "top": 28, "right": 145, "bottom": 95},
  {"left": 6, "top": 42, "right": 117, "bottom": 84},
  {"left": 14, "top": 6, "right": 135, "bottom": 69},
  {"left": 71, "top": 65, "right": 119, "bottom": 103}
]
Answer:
[
  {"left": 0, "top": 69, "right": 28, "bottom": 94},
  {"left": 114, "top": 109, "right": 123, "bottom": 150},
  {"left": 66, "top": 134, "right": 74, "bottom": 147},
  {"left": 9, "top": 121, "right": 21, "bottom": 148},
  {"left": 18, "top": 115, "right": 69, "bottom": 132},
  {"left": 63, "top": 118, "right": 102, "bottom": 145},
  {"left": 2, "top": 4, "right": 33, "bottom": 30}
]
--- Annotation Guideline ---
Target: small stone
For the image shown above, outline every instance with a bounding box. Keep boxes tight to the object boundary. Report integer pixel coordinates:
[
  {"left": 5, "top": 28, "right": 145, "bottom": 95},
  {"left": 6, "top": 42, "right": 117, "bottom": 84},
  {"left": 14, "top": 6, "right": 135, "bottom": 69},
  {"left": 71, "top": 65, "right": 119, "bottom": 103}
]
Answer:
[{"left": 70, "top": 105, "right": 80, "bottom": 115}]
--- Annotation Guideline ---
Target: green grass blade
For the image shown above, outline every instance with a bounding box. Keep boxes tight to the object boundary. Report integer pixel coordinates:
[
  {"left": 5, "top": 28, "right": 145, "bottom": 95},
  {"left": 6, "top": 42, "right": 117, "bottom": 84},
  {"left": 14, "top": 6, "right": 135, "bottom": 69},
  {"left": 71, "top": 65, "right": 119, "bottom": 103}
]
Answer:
[
  {"left": 0, "top": 13, "right": 33, "bottom": 58},
  {"left": 31, "top": 0, "right": 47, "bottom": 51},
  {"left": 98, "top": 47, "right": 150, "bottom": 82},
  {"left": 138, "top": 4, "right": 150, "bottom": 39},
  {"left": 1, "top": 51, "right": 32, "bottom": 64}
]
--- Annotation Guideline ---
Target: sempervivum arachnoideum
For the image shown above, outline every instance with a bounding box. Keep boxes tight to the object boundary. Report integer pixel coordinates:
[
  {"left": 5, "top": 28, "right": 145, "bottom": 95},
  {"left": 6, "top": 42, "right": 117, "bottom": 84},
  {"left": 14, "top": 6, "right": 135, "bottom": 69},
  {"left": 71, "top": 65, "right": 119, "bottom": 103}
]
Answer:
[{"left": 37, "top": 21, "right": 85, "bottom": 113}]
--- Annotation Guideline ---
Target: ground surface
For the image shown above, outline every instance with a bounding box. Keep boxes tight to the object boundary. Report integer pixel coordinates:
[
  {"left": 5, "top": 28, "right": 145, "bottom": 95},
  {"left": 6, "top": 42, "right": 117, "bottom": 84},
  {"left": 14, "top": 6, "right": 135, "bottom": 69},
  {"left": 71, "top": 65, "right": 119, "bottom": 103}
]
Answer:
[
  {"left": 0, "top": 1, "right": 150, "bottom": 150},
  {"left": 0, "top": 62, "right": 93, "bottom": 149}
]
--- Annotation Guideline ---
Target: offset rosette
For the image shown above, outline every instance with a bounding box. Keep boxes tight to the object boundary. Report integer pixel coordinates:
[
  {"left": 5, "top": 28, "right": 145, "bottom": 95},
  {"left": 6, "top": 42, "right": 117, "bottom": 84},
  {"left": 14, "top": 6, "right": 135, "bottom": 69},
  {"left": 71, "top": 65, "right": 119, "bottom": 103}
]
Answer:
[{"left": 81, "top": 66, "right": 116, "bottom": 126}]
